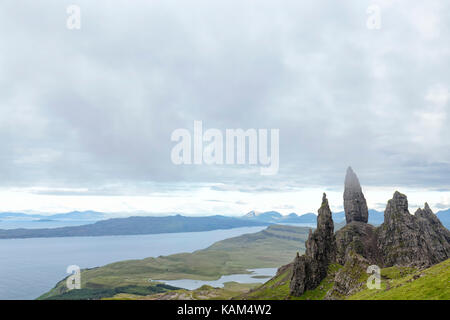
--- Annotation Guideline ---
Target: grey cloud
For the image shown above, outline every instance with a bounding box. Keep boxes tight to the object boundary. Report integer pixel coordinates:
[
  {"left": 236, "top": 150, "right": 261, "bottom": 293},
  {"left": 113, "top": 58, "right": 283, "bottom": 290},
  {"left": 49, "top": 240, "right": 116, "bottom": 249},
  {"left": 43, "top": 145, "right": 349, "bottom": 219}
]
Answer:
[
  {"left": 434, "top": 203, "right": 450, "bottom": 210},
  {"left": 0, "top": 0, "right": 449, "bottom": 192}
]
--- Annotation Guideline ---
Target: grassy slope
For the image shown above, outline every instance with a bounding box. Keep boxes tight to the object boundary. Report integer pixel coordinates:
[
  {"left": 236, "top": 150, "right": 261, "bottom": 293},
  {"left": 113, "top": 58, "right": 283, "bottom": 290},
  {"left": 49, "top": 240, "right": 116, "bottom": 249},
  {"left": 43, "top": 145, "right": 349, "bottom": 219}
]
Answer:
[
  {"left": 348, "top": 259, "right": 450, "bottom": 300},
  {"left": 241, "top": 264, "right": 342, "bottom": 300},
  {"left": 242, "top": 259, "right": 450, "bottom": 300},
  {"left": 40, "top": 283, "right": 181, "bottom": 300},
  {"left": 105, "top": 282, "right": 260, "bottom": 300},
  {"left": 240, "top": 265, "right": 293, "bottom": 300},
  {"left": 40, "top": 225, "right": 309, "bottom": 299}
]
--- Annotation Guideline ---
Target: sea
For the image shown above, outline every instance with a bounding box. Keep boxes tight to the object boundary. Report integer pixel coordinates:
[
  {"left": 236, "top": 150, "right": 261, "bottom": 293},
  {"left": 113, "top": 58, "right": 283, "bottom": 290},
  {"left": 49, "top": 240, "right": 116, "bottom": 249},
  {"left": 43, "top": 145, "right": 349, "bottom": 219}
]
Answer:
[{"left": 0, "top": 226, "right": 268, "bottom": 300}]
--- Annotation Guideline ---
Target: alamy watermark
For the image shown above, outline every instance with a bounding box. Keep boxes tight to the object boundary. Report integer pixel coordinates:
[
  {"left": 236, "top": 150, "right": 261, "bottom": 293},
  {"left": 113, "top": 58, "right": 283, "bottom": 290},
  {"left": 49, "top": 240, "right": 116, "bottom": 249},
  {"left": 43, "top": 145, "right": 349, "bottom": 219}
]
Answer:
[
  {"left": 366, "top": 265, "right": 381, "bottom": 289},
  {"left": 66, "top": 265, "right": 81, "bottom": 290},
  {"left": 171, "top": 121, "right": 279, "bottom": 175},
  {"left": 366, "top": 5, "right": 381, "bottom": 30},
  {"left": 66, "top": 5, "right": 81, "bottom": 30}
]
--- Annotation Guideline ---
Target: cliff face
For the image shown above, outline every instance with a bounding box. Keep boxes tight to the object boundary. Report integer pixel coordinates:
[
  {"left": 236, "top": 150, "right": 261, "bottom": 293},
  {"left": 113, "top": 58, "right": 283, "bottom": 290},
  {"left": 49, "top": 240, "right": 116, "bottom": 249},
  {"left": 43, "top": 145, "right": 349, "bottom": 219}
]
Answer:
[
  {"left": 377, "top": 193, "right": 450, "bottom": 267},
  {"left": 290, "top": 194, "right": 336, "bottom": 296},
  {"left": 415, "top": 205, "right": 450, "bottom": 265},
  {"left": 289, "top": 167, "right": 450, "bottom": 297}
]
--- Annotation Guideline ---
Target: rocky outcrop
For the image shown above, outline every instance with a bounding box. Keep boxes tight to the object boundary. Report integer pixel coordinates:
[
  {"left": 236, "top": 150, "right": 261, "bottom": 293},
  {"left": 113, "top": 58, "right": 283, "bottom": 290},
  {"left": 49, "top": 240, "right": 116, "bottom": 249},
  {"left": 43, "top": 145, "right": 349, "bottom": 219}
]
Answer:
[
  {"left": 290, "top": 194, "right": 336, "bottom": 296},
  {"left": 335, "top": 221, "right": 382, "bottom": 266},
  {"left": 336, "top": 168, "right": 381, "bottom": 266},
  {"left": 325, "top": 251, "right": 370, "bottom": 300},
  {"left": 377, "top": 192, "right": 450, "bottom": 268},
  {"left": 413, "top": 205, "right": 450, "bottom": 266},
  {"left": 415, "top": 203, "right": 450, "bottom": 247},
  {"left": 288, "top": 168, "right": 450, "bottom": 298},
  {"left": 343, "top": 167, "right": 369, "bottom": 223}
]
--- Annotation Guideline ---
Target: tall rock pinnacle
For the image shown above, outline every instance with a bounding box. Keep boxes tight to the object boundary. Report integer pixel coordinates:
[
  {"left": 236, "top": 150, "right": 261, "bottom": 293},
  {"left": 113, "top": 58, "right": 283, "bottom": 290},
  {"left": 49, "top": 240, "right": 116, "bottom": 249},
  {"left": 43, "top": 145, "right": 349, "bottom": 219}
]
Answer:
[
  {"left": 287, "top": 168, "right": 450, "bottom": 299},
  {"left": 290, "top": 193, "right": 336, "bottom": 296},
  {"left": 343, "top": 167, "right": 369, "bottom": 223}
]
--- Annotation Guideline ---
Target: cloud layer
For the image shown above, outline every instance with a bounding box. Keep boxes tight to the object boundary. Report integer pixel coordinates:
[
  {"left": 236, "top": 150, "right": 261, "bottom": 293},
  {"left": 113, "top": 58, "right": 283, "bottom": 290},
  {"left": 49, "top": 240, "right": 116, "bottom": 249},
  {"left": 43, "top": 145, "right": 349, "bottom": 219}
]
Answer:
[{"left": 0, "top": 1, "right": 449, "bottom": 213}]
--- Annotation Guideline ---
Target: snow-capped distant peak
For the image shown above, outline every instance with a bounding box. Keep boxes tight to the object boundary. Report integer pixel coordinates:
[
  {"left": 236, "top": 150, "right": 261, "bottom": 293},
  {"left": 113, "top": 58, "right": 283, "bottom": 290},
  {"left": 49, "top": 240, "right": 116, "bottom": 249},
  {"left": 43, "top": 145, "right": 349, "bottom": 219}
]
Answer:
[{"left": 244, "top": 210, "right": 262, "bottom": 218}]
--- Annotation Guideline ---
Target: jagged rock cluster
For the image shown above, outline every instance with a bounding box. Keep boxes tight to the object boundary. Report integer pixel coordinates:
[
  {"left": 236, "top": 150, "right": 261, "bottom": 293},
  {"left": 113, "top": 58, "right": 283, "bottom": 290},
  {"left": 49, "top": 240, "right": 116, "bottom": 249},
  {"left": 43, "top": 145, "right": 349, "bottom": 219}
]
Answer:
[
  {"left": 377, "top": 192, "right": 450, "bottom": 267},
  {"left": 289, "top": 194, "right": 336, "bottom": 296},
  {"left": 289, "top": 167, "right": 450, "bottom": 297}
]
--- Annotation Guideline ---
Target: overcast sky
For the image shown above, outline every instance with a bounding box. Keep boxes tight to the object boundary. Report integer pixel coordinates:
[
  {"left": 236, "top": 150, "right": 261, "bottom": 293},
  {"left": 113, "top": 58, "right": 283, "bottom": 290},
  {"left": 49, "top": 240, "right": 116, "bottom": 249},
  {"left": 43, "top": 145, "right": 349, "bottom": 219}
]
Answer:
[{"left": 0, "top": 0, "right": 449, "bottom": 215}]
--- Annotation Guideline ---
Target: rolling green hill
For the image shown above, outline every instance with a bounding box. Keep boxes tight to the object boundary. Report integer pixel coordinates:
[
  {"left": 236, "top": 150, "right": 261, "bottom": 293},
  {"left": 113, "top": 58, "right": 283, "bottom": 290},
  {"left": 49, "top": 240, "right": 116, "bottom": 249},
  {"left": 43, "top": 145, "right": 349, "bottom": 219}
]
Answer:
[
  {"left": 39, "top": 224, "right": 310, "bottom": 300},
  {"left": 242, "top": 258, "right": 450, "bottom": 300},
  {"left": 348, "top": 259, "right": 450, "bottom": 300}
]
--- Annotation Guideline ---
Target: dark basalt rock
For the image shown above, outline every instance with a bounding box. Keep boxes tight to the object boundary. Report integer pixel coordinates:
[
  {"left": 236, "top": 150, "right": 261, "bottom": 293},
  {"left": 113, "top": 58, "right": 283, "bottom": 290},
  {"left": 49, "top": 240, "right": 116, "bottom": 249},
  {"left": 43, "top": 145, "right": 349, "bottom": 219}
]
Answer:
[
  {"left": 289, "top": 168, "right": 450, "bottom": 299},
  {"left": 290, "top": 194, "right": 336, "bottom": 296},
  {"left": 415, "top": 203, "right": 450, "bottom": 244},
  {"left": 325, "top": 251, "right": 370, "bottom": 300},
  {"left": 289, "top": 254, "right": 309, "bottom": 296},
  {"left": 335, "top": 221, "right": 382, "bottom": 266},
  {"left": 414, "top": 203, "right": 450, "bottom": 262},
  {"left": 377, "top": 192, "right": 450, "bottom": 267},
  {"left": 343, "top": 167, "right": 369, "bottom": 223},
  {"left": 336, "top": 168, "right": 381, "bottom": 265}
]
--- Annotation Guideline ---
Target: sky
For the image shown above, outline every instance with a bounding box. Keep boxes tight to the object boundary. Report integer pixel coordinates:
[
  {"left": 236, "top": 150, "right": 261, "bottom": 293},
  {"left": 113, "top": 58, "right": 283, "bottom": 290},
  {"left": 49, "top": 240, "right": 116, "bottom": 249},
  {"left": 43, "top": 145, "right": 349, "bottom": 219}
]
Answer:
[{"left": 0, "top": 0, "right": 449, "bottom": 216}]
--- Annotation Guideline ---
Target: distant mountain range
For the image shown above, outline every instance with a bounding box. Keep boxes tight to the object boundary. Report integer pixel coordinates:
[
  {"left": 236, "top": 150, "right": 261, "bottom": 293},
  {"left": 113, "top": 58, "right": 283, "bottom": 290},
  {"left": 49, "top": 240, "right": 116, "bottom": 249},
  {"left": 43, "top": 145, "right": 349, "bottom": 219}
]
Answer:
[
  {"left": 0, "top": 208, "right": 448, "bottom": 239},
  {"left": 241, "top": 209, "right": 385, "bottom": 226},
  {"left": 241, "top": 208, "right": 450, "bottom": 229},
  {"left": 242, "top": 211, "right": 317, "bottom": 224},
  {"left": 0, "top": 211, "right": 105, "bottom": 222}
]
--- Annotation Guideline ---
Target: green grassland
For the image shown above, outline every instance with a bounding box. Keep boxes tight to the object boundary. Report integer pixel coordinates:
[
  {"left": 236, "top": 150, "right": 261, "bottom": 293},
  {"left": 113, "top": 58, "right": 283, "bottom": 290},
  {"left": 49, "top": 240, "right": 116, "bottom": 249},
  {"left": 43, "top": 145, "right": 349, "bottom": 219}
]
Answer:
[
  {"left": 40, "top": 283, "right": 181, "bottom": 300},
  {"left": 348, "top": 259, "right": 450, "bottom": 300},
  {"left": 242, "top": 258, "right": 450, "bottom": 300},
  {"left": 240, "top": 265, "right": 293, "bottom": 300},
  {"left": 40, "top": 224, "right": 310, "bottom": 300}
]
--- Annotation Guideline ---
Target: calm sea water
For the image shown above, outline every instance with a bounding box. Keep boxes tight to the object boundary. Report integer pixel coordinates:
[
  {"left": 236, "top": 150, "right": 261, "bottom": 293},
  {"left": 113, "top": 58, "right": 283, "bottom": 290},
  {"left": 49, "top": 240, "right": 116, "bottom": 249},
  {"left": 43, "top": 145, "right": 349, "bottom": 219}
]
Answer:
[{"left": 0, "top": 226, "right": 266, "bottom": 300}]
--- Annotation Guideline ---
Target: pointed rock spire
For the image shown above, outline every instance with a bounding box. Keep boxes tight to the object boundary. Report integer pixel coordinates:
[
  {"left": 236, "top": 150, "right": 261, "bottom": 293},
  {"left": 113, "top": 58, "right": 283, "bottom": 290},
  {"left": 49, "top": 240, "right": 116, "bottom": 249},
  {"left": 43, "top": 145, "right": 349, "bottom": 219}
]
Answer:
[
  {"left": 290, "top": 193, "right": 336, "bottom": 296},
  {"left": 415, "top": 202, "right": 439, "bottom": 224},
  {"left": 344, "top": 167, "right": 369, "bottom": 223},
  {"left": 317, "top": 193, "right": 334, "bottom": 233}
]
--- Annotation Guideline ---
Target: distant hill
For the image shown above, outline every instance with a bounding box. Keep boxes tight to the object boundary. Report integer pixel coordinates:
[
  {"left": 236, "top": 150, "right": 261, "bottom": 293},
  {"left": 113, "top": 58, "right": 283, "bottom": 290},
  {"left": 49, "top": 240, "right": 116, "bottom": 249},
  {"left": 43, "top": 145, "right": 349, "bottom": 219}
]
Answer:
[
  {"left": 243, "top": 211, "right": 283, "bottom": 222},
  {"left": 242, "top": 211, "right": 316, "bottom": 224},
  {"left": 242, "top": 210, "right": 384, "bottom": 225},
  {"left": 0, "top": 215, "right": 269, "bottom": 239},
  {"left": 283, "top": 213, "right": 317, "bottom": 223},
  {"left": 333, "top": 209, "right": 383, "bottom": 225},
  {"left": 1, "top": 208, "right": 444, "bottom": 239},
  {"left": 46, "top": 211, "right": 105, "bottom": 221}
]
